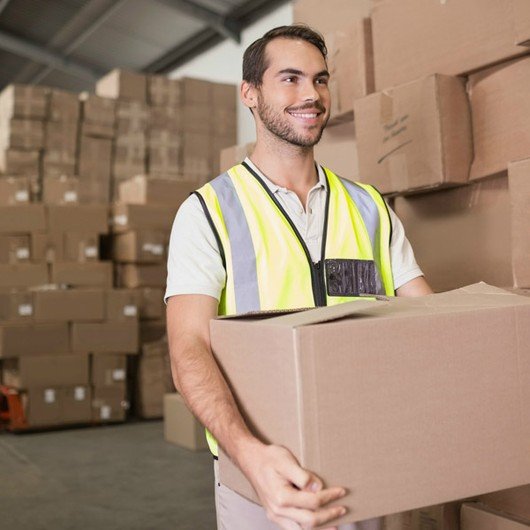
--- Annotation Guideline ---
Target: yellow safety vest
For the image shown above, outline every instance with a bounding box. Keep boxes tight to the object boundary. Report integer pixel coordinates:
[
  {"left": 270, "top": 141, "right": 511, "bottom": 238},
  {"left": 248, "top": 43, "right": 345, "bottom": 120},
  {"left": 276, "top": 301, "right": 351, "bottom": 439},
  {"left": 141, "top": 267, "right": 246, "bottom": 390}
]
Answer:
[{"left": 195, "top": 162, "right": 395, "bottom": 455}]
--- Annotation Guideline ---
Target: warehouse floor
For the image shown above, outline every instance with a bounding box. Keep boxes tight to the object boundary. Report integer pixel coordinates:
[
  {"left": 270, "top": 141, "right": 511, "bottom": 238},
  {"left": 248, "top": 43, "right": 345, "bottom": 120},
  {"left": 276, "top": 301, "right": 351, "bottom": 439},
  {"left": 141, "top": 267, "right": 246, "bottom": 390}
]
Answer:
[{"left": 0, "top": 421, "right": 216, "bottom": 529}]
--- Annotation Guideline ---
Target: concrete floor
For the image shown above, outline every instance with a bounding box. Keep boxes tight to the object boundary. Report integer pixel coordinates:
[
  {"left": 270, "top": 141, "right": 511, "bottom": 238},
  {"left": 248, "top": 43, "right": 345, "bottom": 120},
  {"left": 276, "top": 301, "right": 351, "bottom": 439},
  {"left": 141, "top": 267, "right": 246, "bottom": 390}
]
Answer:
[{"left": 0, "top": 421, "right": 216, "bottom": 530}]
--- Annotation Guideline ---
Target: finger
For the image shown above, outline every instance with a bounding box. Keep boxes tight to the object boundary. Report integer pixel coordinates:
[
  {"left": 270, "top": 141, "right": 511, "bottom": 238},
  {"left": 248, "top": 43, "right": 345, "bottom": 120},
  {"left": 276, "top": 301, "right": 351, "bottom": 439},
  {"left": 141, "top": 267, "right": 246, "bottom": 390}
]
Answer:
[
  {"left": 277, "top": 486, "right": 347, "bottom": 511},
  {"left": 275, "top": 504, "right": 347, "bottom": 529},
  {"left": 278, "top": 458, "right": 323, "bottom": 492}
]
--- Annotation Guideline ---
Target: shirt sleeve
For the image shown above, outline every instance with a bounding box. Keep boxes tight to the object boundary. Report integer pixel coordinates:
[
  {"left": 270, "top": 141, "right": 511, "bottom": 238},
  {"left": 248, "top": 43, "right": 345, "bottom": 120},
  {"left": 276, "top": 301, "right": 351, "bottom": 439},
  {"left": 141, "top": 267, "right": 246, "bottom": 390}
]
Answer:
[
  {"left": 164, "top": 194, "right": 226, "bottom": 303},
  {"left": 387, "top": 203, "right": 424, "bottom": 290}
]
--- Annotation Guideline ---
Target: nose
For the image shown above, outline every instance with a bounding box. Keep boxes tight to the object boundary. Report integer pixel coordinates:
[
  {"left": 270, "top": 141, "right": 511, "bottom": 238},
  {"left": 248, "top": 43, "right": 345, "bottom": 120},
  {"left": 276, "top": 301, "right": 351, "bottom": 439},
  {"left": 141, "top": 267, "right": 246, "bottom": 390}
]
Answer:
[{"left": 300, "top": 78, "right": 319, "bottom": 102}]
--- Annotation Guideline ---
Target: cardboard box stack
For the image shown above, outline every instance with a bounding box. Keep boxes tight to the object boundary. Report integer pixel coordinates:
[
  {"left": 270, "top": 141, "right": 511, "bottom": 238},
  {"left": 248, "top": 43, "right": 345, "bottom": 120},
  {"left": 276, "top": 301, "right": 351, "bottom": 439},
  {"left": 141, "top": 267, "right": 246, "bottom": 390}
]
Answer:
[{"left": 164, "top": 393, "right": 208, "bottom": 451}]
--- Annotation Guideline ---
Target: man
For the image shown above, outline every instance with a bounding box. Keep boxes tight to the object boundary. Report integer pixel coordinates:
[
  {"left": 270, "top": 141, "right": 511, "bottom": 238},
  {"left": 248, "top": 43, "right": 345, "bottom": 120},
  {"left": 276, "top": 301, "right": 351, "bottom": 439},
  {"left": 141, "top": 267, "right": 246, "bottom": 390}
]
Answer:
[{"left": 166, "top": 25, "right": 432, "bottom": 530}]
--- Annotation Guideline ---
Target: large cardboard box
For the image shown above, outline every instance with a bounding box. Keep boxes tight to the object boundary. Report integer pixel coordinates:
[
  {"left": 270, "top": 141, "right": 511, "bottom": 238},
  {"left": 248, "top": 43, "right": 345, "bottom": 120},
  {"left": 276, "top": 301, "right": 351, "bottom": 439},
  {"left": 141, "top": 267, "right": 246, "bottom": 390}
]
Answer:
[
  {"left": 31, "top": 232, "right": 63, "bottom": 263},
  {"left": 2, "top": 353, "right": 89, "bottom": 388},
  {"left": 0, "top": 263, "right": 48, "bottom": 288},
  {"left": 135, "top": 287, "right": 164, "bottom": 320},
  {"left": 63, "top": 232, "right": 99, "bottom": 262},
  {"left": 48, "top": 89, "right": 79, "bottom": 123},
  {"left": 468, "top": 56, "right": 530, "bottom": 181},
  {"left": 95, "top": 69, "right": 147, "bottom": 102},
  {"left": 211, "top": 285, "right": 530, "bottom": 525},
  {"left": 50, "top": 262, "right": 113, "bottom": 288},
  {"left": 0, "top": 291, "right": 34, "bottom": 322},
  {"left": 354, "top": 74, "right": 472, "bottom": 195},
  {"left": 43, "top": 120, "right": 78, "bottom": 162},
  {"left": 115, "top": 100, "right": 148, "bottom": 134},
  {"left": 0, "top": 118, "right": 44, "bottom": 150},
  {"left": 104, "top": 289, "right": 138, "bottom": 320},
  {"left": 0, "top": 176, "right": 30, "bottom": 205},
  {"left": 111, "top": 203, "right": 177, "bottom": 233},
  {"left": 292, "top": 0, "right": 371, "bottom": 35},
  {"left": 0, "top": 84, "right": 48, "bottom": 120},
  {"left": 148, "top": 75, "right": 181, "bottom": 107},
  {"left": 90, "top": 353, "right": 127, "bottom": 388},
  {"left": 149, "top": 105, "right": 181, "bottom": 132},
  {"left": 461, "top": 503, "right": 530, "bottom": 530},
  {"left": 0, "top": 204, "right": 46, "bottom": 233},
  {"left": 371, "top": 0, "right": 530, "bottom": 91},
  {"left": 394, "top": 166, "right": 530, "bottom": 292},
  {"left": 32, "top": 288, "right": 105, "bottom": 321},
  {"left": 0, "top": 148, "right": 40, "bottom": 176},
  {"left": 113, "top": 231, "right": 167, "bottom": 263},
  {"left": 0, "top": 322, "right": 70, "bottom": 358},
  {"left": 92, "top": 385, "right": 128, "bottom": 422},
  {"left": 115, "top": 263, "right": 166, "bottom": 288},
  {"left": 117, "top": 175, "right": 195, "bottom": 206},
  {"left": 163, "top": 393, "right": 207, "bottom": 451},
  {"left": 326, "top": 19, "right": 374, "bottom": 123},
  {"left": 46, "top": 204, "right": 108, "bottom": 234},
  {"left": 0, "top": 234, "right": 30, "bottom": 263},
  {"left": 71, "top": 320, "right": 138, "bottom": 354},
  {"left": 479, "top": 486, "right": 530, "bottom": 521},
  {"left": 79, "top": 93, "right": 115, "bottom": 139},
  {"left": 42, "top": 176, "right": 79, "bottom": 205}
]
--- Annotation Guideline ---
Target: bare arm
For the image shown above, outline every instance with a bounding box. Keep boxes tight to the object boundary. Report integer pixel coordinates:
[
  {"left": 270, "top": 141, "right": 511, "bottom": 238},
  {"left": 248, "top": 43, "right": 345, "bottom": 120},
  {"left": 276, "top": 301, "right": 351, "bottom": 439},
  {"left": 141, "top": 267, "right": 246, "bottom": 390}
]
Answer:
[
  {"left": 396, "top": 275, "right": 434, "bottom": 297},
  {"left": 166, "top": 294, "right": 347, "bottom": 529}
]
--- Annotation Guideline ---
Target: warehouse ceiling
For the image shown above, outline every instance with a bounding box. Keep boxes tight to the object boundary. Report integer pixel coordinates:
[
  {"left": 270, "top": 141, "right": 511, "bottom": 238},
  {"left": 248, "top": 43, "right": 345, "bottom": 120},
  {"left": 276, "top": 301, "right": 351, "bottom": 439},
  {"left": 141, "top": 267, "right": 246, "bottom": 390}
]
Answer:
[{"left": 0, "top": 0, "right": 289, "bottom": 92}]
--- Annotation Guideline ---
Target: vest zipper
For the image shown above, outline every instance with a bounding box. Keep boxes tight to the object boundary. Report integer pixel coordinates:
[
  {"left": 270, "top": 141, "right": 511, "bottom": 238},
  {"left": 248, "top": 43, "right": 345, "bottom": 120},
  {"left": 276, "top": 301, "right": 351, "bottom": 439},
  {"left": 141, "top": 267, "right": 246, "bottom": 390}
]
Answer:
[{"left": 242, "top": 161, "right": 329, "bottom": 308}]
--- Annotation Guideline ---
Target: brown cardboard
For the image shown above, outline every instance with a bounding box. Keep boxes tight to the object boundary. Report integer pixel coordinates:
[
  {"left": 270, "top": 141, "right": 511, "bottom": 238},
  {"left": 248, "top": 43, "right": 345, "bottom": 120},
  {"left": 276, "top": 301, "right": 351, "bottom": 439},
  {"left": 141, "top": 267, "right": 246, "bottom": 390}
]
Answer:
[
  {"left": 354, "top": 74, "right": 473, "bottom": 195},
  {"left": 147, "top": 137, "right": 181, "bottom": 178},
  {"left": 43, "top": 120, "right": 78, "bottom": 157},
  {"left": 79, "top": 92, "right": 115, "bottom": 138},
  {"left": 0, "top": 176, "right": 30, "bottom": 205},
  {"left": 148, "top": 75, "right": 181, "bottom": 107},
  {"left": 41, "top": 157, "right": 76, "bottom": 179},
  {"left": 32, "top": 288, "right": 105, "bottom": 321},
  {"left": 117, "top": 175, "right": 195, "bottom": 206},
  {"left": 212, "top": 285, "right": 530, "bottom": 525},
  {"left": 0, "top": 263, "right": 48, "bottom": 288},
  {"left": 31, "top": 232, "right": 63, "bottom": 263},
  {"left": 61, "top": 385, "right": 92, "bottom": 424},
  {"left": 181, "top": 104, "right": 211, "bottom": 134},
  {"left": 212, "top": 82, "right": 237, "bottom": 110},
  {"left": 371, "top": 0, "right": 530, "bottom": 91},
  {"left": 0, "top": 148, "right": 40, "bottom": 176},
  {"left": 315, "top": 120, "right": 359, "bottom": 182},
  {"left": 0, "top": 204, "right": 45, "bottom": 233},
  {"left": 115, "top": 263, "right": 166, "bottom": 288},
  {"left": 0, "top": 234, "right": 30, "bottom": 263},
  {"left": 326, "top": 19, "right": 374, "bottom": 123},
  {"left": 2, "top": 353, "right": 89, "bottom": 388},
  {"left": 181, "top": 131, "right": 212, "bottom": 182},
  {"left": 116, "top": 101, "right": 148, "bottom": 134},
  {"left": 0, "top": 118, "right": 44, "bottom": 150},
  {"left": 46, "top": 204, "right": 108, "bottom": 234},
  {"left": 71, "top": 320, "right": 138, "bottom": 354},
  {"left": 0, "top": 84, "right": 48, "bottom": 120},
  {"left": 63, "top": 232, "right": 99, "bottom": 262},
  {"left": 149, "top": 105, "right": 181, "bottom": 132},
  {"left": 111, "top": 203, "right": 177, "bottom": 233},
  {"left": 394, "top": 169, "right": 530, "bottom": 292},
  {"left": 385, "top": 502, "right": 463, "bottom": 530},
  {"left": 90, "top": 353, "right": 127, "bottom": 388},
  {"left": 48, "top": 89, "right": 80, "bottom": 123},
  {"left": 163, "top": 393, "right": 207, "bottom": 451},
  {"left": 135, "top": 287, "right": 164, "bottom": 320},
  {"left": 113, "top": 231, "right": 167, "bottom": 263},
  {"left": 42, "top": 176, "right": 79, "bottom": 205},
  {"left": 0, "top": 322, "right": 69, "bottom": 358},
  {"left": 461, "top": 503, "right": 530, "bottom": 530},
  {"left": 181, "top": 77, "right": 211, "bottom": 105},
  {"left": 139, "top": 319, "right": 166, "bottom": 343},
  {"left": 95, "top": 69, "right": 147, "bottom": 102},
  {"left": 219, "top": 143, "right": 255, "bottom": 174},
  {"left": 92, "top": 385, "right": 128, "bottom": 422},
  {"left": 0, "top": 291, "right": 34, "bottom": 322},
  {"left": 292, "top": 0, "right": 371, "bottom": 35},
  {"left": 77, "top": 135, "right": 112, "bottom": 202},
  {"left": 50, "top": 262, "right": 113, "bottom": 288},
  {"left": 468, "top": 57, "right": 530, "bottom": 181},
  {"left": 112, "top": 133, "right": 146, "bottom": 180},
  {"left": 104, "top": 289, "right": 139, "bottom": 320},
  {"left": 479, "top": 486, "right": 530, "bottom": 521}
]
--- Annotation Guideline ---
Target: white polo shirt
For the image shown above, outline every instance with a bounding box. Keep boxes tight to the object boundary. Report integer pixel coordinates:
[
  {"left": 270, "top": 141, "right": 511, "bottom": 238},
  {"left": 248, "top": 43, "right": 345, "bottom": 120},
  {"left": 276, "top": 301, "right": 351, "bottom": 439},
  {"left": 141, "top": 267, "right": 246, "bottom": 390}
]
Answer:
[{"left": 165, "top": 159, "right": 423, "bottom": 302}]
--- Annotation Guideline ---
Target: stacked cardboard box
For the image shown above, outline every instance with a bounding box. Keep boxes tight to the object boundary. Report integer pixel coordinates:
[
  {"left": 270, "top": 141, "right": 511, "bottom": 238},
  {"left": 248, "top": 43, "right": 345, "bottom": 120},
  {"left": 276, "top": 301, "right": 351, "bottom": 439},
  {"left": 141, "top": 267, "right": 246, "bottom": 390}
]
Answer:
[{"left": 164, "top": 393, "right": 207, "bottom": 451}]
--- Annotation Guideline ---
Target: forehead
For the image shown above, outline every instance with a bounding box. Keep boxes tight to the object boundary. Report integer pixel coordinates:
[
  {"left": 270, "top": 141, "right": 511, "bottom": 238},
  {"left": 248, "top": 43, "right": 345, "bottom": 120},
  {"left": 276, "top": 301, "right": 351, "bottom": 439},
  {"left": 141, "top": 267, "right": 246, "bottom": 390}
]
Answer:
[{"left": 263, "top": 37, "right": 327, "bottom": 74}]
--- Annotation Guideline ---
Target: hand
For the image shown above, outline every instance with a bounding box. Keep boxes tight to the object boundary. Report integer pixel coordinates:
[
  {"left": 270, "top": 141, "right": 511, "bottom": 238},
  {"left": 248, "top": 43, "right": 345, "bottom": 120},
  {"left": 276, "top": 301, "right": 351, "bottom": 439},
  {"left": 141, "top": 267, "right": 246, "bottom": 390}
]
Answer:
[{"left": 238, "top": 442, "right": 347, "bottom": 529}]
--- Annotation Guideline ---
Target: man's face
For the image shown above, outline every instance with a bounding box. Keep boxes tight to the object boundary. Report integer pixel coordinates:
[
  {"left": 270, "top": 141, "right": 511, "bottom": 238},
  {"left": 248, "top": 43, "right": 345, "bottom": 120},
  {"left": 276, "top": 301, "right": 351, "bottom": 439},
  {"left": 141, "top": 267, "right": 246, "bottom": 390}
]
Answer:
[{"left": 253, "top": 37, "right": 330, "bottom": 148}]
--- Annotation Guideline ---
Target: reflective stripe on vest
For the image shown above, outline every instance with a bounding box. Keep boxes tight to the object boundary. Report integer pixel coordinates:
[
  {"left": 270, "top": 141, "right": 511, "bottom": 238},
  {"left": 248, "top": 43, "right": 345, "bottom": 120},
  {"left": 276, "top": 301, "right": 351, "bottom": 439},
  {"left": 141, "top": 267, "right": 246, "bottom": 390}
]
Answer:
[{"left": 197, "top": 163, "right": 395, "bottom": 455}]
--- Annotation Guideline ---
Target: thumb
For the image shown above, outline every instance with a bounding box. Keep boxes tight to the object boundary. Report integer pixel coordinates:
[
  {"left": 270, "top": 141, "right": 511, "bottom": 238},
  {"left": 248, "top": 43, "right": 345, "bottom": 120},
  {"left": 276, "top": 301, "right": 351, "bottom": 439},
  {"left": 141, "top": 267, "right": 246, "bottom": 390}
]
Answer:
[{"left": 301, "top": 472, "right": 323, "bottom": 493}]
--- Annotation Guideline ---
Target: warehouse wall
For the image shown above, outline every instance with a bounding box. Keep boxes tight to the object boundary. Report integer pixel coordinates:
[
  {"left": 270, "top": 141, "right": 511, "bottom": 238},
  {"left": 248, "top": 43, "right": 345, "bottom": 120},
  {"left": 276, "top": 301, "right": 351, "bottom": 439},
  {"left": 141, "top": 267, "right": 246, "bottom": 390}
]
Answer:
[{"left": 169, "top": 3, "right": 293, "bottom": 145}]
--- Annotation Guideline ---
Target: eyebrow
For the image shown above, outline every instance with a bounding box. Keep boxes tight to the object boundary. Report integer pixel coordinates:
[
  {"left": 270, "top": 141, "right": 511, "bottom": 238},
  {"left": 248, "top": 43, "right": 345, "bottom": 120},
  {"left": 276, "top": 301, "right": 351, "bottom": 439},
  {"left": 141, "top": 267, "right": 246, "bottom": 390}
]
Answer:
[{"left": 276, "top": 68, "right": 330, "bottom": 78}]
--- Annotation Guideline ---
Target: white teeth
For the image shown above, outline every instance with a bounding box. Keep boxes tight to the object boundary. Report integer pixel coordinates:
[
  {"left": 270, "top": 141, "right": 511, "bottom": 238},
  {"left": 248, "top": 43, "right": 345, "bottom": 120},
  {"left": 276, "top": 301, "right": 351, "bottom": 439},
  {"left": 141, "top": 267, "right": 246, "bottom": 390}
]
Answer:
[{"left": 290, "top": 112, "right": 318, "bottom": 118}]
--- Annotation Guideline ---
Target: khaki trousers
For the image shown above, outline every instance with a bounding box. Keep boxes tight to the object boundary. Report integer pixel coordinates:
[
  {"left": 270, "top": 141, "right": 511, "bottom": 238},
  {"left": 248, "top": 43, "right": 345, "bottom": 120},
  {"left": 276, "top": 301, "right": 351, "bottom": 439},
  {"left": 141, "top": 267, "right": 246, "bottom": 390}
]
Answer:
[{"left": 214, "top": 460, "right": 383, "bottom": 530}]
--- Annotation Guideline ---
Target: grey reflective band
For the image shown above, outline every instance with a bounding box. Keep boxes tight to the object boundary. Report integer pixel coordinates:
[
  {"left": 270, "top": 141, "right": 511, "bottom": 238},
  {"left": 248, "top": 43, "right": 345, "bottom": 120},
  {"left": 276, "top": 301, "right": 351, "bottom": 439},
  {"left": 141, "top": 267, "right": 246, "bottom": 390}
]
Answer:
[{"left": 210, "top": 173, "right": 261, "bottom": 313}]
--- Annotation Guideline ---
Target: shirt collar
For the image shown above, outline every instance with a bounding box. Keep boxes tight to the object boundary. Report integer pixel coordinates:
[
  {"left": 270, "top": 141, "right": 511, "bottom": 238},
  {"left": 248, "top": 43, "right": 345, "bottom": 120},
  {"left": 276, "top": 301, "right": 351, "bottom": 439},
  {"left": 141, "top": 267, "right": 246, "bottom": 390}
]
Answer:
[{"left": 243, "top": 157, "right": 327, "bottom": 194}]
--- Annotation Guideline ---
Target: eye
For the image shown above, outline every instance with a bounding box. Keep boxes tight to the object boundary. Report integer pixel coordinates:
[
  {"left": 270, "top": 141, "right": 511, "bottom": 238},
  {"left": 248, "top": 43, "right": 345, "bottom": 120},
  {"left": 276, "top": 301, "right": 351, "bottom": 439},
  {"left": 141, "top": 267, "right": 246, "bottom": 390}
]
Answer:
[
  {"left": 283, "top": 76, "right": 297, "bottom": 83},
  {"left": 316, "top": 77, "right": 329, "bottom": 86}
]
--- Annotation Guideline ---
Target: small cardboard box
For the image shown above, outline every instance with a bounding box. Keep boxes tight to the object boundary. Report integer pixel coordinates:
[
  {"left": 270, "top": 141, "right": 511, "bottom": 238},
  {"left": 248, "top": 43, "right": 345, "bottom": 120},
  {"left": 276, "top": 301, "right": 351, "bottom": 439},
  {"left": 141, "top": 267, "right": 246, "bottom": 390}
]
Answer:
[
  {"left": 115, "top": 100, "right": 149, "bottom": 134},
  {"left": 0, "top": 176, "right": 30, "bottom": 205},
  {"left": 147, "top": 141, "right": 181, "bottom": 178},
  {"left": 0, "top": 291, "right": 34, "bottom": 322},
  {"left": 90, "top": 352, "right": 127, "bottom": 388},
  {"left": 0, "top": 118, "right": 44, "bottom": 150},
  {"left": 117, "top": 175, "right": 195, "bottom": 206},
  {"left": 95, "top": 69, "right": 147, "bottom": 102},
  {"left": 212, "top": 285, "right": 530, "bottom": 526},
  {"left": 149, "top": 105, "right": 181, "bottom": 132},
  {"left": 48, "top": 89, "right": 80, "bottom": 123},
  {"left": 112, "top": 133, "right": 146, "bottom": 180},
  {"left": 113, "top": 231, "right": 167, "bottom": 263},
  {"left": 0, "top": 234, "right": 30, "bottom": 263},
  {"left": 63, "top": 232, "right": 100, "bottom": 262},
  {"left": 135, "top": 287, "right": 164, "bottom": 320},
  {"left": 2, "top": 353, "right": 89, "bottom": 388},
  {"left": 0, "top": 263, "right": 48, "bottom": 288},
  {"left": 0, "top": 204, "right": 46, "bottom": 233},
  {"left": 147, "top": 75, "right": 181, "bottom": 107},
  {"left": 111, "top": 203, "right": 177, "bottom": 233},
  {"left": 43, "top": 120, "right": 78, "bottom": 155},
  {"left": 104, "top": 289, "right": 139, "bottom": 321},
  {"left": 46, "top": 204, "right": 108, "bottom": 234},
  {"left": 77, "top": 134, "right": 112, "bottom": 184},
  {"left": 354, "top": 74, "right": 472, "bottom": 195},
  {"left": 50, "top": 261, "right": 113, "bottom": 288},
  {"left": 32, "top": 288, "right": 105, "bottom": 321},
  {"left": 42, "top": 176, "right": 79, "bottom": 205},
  {"left": 31, "top": 232, "right": 63, "bottom": 263},
  {"left": 0, "top": 148, "right": 40, "bottom": 176},
  {"left": 479, "top": 485, "right": 530, "bottom": 521},
  {"left": 468, "top": 56, "right": 530, "bottom": 181},
  {"left": 140, "top": 319, "right": 166, "bottom": 344},
  {"left": 115, "top": 263, "right": 166, "bottom": 288},
  {"left": 71, "top": 320, "right": 138, "bottom": 354},
  {"left": 0, "top": 322, "right": 70, "bottom": 358},
  {"left": 42, "top": 157, "right": 76, "bottom": 179},
  {"left": 0, "top": 84, "right": 48, "bottom": 120},
  {"left": 371, "top": 0, "right": 530, "bottom": 91},
  {"left": 164, "top": 393, "right": 207, "bottom": 451},
  {"left": 461, "top": 503, "right": 530, "bottom": 530},
  {"left": 92, "top": 385, "right": 128, "bottom": 422},
  {"left": 79, "top": 92, "right": 115, "bottom": 138}
]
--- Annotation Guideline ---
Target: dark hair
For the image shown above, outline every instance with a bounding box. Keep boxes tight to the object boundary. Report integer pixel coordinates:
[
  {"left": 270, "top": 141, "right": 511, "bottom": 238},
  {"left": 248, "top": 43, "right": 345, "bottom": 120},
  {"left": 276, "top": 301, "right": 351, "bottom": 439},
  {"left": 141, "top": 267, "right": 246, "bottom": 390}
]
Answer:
[{"left": 242, "top": 24, "right": 327, "bottom": 87}]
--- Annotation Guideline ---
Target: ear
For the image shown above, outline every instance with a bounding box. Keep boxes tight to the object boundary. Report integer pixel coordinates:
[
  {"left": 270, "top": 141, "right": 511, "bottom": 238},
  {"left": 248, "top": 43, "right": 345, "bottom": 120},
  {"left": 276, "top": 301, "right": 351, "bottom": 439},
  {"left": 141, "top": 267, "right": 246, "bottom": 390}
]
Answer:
[{"left": 240, "top": 80, "right": 258, "bottom": 110}]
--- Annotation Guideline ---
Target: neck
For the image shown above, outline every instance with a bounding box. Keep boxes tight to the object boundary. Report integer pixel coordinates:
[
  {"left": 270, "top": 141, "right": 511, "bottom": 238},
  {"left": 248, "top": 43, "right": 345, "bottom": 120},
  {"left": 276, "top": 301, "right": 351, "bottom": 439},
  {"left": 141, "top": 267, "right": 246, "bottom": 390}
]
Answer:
[{"left": 249, "top": 130, "right": 318, "bottom": 192}]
